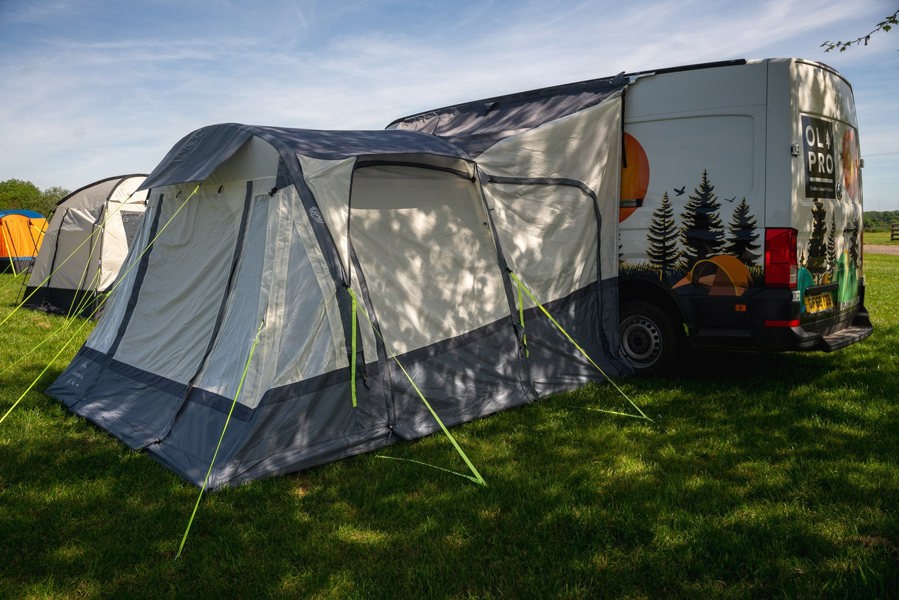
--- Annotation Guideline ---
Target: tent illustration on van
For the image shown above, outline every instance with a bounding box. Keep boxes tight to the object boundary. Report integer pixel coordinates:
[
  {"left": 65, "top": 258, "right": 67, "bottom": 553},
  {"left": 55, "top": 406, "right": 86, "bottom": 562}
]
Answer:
[
  {"left": 0, "top": 209, "right": 47, "bottom": 274},
  {"left": 24, "top": 175, "right": 148, "bottom": 317},
  {"left": 673, "top": 254, "right": 751, "bottom": 296},
  {"left": 47, "top": 80, "right": 630, "bottom": 489}
]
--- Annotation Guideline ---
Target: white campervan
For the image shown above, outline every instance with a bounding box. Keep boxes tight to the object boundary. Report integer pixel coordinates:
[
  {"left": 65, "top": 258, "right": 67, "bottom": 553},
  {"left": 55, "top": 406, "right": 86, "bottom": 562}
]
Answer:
[{"left": 389, "top": 58, "right": 872, "bottom": 375}]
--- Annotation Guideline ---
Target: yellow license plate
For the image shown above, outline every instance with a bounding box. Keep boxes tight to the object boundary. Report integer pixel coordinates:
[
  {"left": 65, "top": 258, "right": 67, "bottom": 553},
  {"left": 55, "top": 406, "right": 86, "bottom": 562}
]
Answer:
[{"left": 804, "top": 293, "right": 833, "bottom": 314}]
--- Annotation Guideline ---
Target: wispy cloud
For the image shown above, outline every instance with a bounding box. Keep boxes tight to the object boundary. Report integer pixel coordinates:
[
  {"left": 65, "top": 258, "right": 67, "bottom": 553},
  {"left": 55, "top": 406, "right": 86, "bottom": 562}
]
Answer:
[{"left": 0, "top": 0, "right": 896, "bottom": 209}]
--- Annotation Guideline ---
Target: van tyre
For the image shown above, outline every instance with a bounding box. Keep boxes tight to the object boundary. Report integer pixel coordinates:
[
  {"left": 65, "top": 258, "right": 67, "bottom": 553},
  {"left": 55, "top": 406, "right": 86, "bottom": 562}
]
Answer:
[{"left": 619, "top": 300, "right": 679, "bottom": 376}]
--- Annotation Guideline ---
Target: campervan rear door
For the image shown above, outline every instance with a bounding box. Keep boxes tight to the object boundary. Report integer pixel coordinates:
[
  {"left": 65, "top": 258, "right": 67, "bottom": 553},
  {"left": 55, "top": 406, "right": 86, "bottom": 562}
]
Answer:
[{"left": 781, "top": 59, "right": 863, "bottom": 330}]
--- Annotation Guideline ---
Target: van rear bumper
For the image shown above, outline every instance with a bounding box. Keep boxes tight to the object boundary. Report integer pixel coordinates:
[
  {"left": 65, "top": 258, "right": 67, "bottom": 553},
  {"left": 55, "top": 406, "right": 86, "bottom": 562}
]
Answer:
[
  {"left": 687, "top": 285, "right": 873, "bottom": 353},
  {"left": 690, "top": 312, "right": 872, "bottom": 352},
  {"left": 762, "top": 308, "right": 873, "bottom": 351},
  {"left": 818, "top": 320, "right": 873, "bottom": 351}
]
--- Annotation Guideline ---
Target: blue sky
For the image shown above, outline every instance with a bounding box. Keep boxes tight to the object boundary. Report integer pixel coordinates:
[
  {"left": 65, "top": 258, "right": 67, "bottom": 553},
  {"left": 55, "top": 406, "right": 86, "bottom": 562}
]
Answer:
[{"left": 1, "top": 0, "right": 896, "bottom": 210}]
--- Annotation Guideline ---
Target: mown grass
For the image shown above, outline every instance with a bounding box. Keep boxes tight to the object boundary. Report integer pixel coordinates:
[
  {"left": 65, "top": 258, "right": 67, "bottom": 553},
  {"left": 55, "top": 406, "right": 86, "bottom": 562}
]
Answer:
[
  {"left": 1, "top": 255, "right": 897, "bottom": 599},
  {"left": 866, "top": 230, "right": 899, "bottom": 245}
]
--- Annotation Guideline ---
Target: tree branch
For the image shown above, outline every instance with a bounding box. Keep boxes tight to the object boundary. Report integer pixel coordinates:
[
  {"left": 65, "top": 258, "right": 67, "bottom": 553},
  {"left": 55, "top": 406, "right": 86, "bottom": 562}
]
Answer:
[{"left": 821, "top": 9, "right": 898, "bottom": 52}]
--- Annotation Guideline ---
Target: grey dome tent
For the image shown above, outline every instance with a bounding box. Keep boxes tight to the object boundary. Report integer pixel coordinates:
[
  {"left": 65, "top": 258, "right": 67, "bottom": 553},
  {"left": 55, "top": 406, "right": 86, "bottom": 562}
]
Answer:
[
  {"left": 24, "top": 174, "right": 148, "bottom": 316},
  {"left": 47, "top": 81, "right": 628, "bottom": 489}
]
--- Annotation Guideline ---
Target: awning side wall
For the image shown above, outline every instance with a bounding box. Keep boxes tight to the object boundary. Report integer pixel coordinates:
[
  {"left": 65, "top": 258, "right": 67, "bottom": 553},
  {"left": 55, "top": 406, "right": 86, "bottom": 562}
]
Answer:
[
  {"left": 478, "top": 95, "right": 623, "bottom": 291},
  {"left": 477, "top": 95, "right": 625, "bottom": 391}
]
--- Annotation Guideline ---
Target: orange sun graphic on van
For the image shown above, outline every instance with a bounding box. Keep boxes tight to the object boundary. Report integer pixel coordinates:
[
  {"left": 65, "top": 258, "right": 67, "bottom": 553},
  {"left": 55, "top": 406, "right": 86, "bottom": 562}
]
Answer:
[
  {"left": 620, "top": 132, "right": 649, "bottom": 222},
  {"left": 841, "top": 128, "right": 859, "bottom": 202}
]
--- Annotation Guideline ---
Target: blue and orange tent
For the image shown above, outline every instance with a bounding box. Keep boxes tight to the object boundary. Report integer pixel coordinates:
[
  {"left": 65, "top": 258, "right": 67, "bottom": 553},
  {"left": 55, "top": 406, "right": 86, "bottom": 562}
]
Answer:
[{"left": 0, "top": 209, "right": 47, "bottom": 274}]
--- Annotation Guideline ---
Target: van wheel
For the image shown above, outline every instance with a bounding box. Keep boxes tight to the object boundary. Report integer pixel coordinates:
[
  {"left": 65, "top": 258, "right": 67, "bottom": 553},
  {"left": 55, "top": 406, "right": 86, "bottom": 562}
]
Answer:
[{"left": 619, "top": 300, "right": 679, "bottom": 376}]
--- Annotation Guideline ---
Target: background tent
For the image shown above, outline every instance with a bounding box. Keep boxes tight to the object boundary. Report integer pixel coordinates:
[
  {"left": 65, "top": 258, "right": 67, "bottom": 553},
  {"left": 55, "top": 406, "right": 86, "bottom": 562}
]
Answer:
[
  {"left": 47, "top": 90, "right": 626, "bottom": 489},
  {"left": 24, "top": 175, "right": 148, "bottom": 317},
  {"left": 0, "top": 209, "right": 47, "bottom": 274}
]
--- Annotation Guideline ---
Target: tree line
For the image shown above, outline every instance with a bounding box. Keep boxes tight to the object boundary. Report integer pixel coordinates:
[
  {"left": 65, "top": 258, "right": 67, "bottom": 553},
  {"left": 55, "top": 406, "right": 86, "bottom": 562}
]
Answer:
[
  {"left": 0, "top": 179, "right": 70, "bottom": 218},
  {"left": 863, "top": 211, "right": 899, "bottom": 232}
]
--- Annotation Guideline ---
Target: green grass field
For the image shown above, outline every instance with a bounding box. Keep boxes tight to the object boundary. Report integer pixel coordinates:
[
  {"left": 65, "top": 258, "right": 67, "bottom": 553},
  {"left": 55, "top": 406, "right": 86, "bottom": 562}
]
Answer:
[
  {"left": 1, "top": 255, "right": 897, "bottom": 599},
  {"left": 866, "top": 230, "right": 899, "bottom": 245}
]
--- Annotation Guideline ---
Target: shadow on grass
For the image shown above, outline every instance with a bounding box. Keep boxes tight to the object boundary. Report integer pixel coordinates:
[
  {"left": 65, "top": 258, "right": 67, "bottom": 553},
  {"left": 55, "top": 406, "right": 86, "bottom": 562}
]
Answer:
[{"left": 0, "top": 330, "right": 896, "bottom": 598}]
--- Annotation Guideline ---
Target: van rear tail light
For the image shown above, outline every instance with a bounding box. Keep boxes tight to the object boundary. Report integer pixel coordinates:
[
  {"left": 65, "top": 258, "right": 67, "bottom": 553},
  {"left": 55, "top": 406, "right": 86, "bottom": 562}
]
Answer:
[
  {"left": 764, "top": 228, "right": 797, "bottom": 289},
  {"left": 764, "top": 319, "right": 800, "bottom": 327}
]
